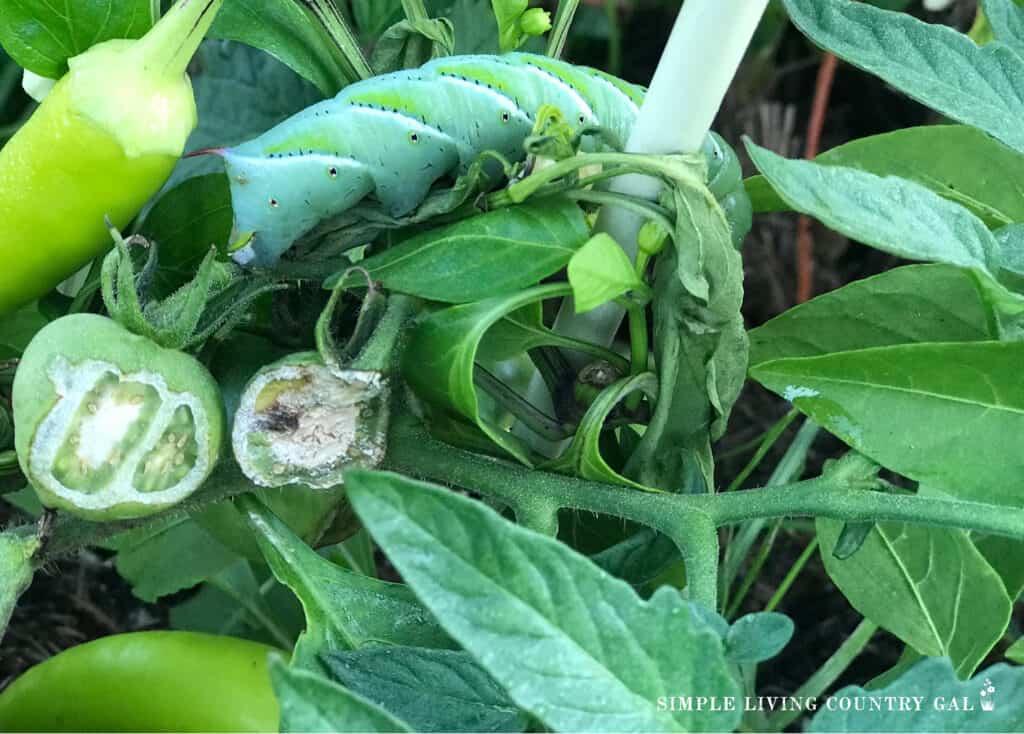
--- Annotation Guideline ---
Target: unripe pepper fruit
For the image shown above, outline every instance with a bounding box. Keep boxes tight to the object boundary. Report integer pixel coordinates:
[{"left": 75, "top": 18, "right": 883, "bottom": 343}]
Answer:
[
  {"left": 0, "top": 0, "right": 224, "bottom": 315},
  {"left": 0, "top": 631, "right": 280, "bottom": 732}
]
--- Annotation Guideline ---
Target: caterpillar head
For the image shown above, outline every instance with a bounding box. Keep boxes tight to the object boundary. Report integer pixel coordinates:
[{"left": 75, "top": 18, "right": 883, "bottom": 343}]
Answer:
[{"left": 205, "top": 146, "right": 374, "bottom": 268}]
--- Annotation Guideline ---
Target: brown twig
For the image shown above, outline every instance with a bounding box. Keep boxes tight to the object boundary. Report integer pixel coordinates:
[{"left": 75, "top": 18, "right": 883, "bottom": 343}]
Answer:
[{"left": 796, "top": 52, "right": 838, "bottom": 303}]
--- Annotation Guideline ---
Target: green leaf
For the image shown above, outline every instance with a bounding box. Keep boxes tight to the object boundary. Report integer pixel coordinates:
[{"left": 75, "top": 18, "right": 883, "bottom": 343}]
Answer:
[
  {"left": 567, "top": 234, "right": 647, "bottom": 314},
  {"left": 746, "top": 141, "right": 1002, "bottom": 275},
  {"left": 345, "top": 470, "right": 742, "bottom": 733},
  {"left": 322, "top": 647, "right": 528, "bottom": 733},
  {"left": 0, "top": 0, "right": 153, "bottom": 78},
  {"left": 237, "top": 494, "right": 452, "bottom": 669},
  {"left": 0, "top": 301, "right": 49, "bottom": 359},
  {"left": 111, "top": 514, "right": 238, "bottom": 603},
  {"left": 140, "top": 174, "right": 234, "bottom": 297},
  {"left": 624, "top": 174, "right": 747, "bottom": 492},
  {"left": 745, "top": 125, "right": 1024, "bottom": 228},
  {"left": 748, "top": 265, "right": 997, "bottom": 366},
  {"left": 271, "top": 658, "right": 412, "bottom": 733},
  {"left": 1008, "top": 638, "right": 1024, "bottom": 663},
  {"left": 973, "top": 535, "right": 1024, "bottom": 601},
  {"left": 370, "top": 16, "right": 454, "bottom": 73},
  {"left": 810, "top": 658, "right": 1024, "bottom": 731},
  {"left": 0, "top": 531, "right": 38, "bottom": 643},
  {"left": 327, "top": 201, "right": 588, "bottom": 303},
  {"left": 211, "top": 0, "right": 353, "bottom": 96},
  {"left": 983, "top": 0, "right": 1024, "bottom": 59},
  {"left": 782, "top": 0, "right": 1024, "bottom": 155},
  {"left": 752, "top": 342, "right": 1024, "bottom": 507},
  {"left": 817, "top": 518, "right": 1011, "bottom": 678},
  {"left": 725, "top": 612, "right": 794, "bottom": 664},
  {"left": 403, "top": 283, "right": 576, "bottom": 465}
]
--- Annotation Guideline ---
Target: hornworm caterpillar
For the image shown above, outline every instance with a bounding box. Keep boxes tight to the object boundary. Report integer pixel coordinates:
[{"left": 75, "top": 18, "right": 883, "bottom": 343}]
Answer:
[{"left": 215, "top": 53, "right": 747, "bottom": 267}]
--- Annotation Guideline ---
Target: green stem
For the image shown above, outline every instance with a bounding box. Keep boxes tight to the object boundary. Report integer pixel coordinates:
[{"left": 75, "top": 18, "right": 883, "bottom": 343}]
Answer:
[
  {"left": 724, "top": 409, "right": 798, "bottom": 493},
  {"left": 137, "top": 0, "right": 225, "bottom": 77},
  {"left": 300, "top": 0, "right": 373, "bottom": 80},
  {"left": 546, "top": 0, "right": 581, "bottom": 58},
  {"left": 401, "top": 0, "right": 431, "bottom": 22},
  {"left": 765, "top": 619, "right": 878, "bottom": 731},
  {"left": 565, "top": 190, "right": 677, "bottom": 234},
  {"left": 724, "top": 520, "right": 780, "bottom": 618},
  {"left": 623, "top": 305, "right": 648, "bottom": 413},
  {"left": 603, "top": 0, "right": 622, "bottom": 76},
  {"left": 765, "top": 536, "right": 819, "bottom": 613},
  {"left": 514, "top": 500, "right": 561, "bottom": 537},
  {"left": 474, "top": 365, "right": 575, "bottom": 441}
]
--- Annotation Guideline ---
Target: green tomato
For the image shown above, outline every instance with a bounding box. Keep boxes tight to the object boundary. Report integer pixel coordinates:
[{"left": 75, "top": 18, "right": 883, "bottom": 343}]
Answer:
[
  {"left": 13, "top": 314, "right": 225, "bottom": 521},
  {"left": 0, "top": 631, "right": 279, "bottom": 732},
  {"left": 0, "top": 0, "right": 224, "bottom": 315}
]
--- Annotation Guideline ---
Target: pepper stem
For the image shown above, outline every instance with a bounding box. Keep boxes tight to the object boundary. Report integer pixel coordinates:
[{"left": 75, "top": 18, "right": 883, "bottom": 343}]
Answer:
[{"left": 134, "top": 0, "right": 225, "bottom": 77}]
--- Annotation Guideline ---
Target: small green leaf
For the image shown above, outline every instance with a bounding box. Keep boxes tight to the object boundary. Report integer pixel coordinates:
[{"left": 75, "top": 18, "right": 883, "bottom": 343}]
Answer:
[
  {"left": 745, "top": 125, "right": 1024, "bottom": 227},
  {"left": 0, "top": 301, "right": 49, "bottom": 359},
  {"left": 237, "top": 494, "right": 452, "bottom": 669},
  {"left": 752, "top": 341, "right": 1024, "bottom": 508},
  {"left": 782, "top": 0, "right": 1024, "bottom": 155},
  {"left": 370, "top": 16, "right": 454, "bottom": 72},
  {"left": 746, "top": 141, "right": 1002, "bottom": 275},
  {"left": 1008, "top": 638, "right": 1024, "bottom": 663},
  {"left": 748, "top": 264, "right": 997, "bottom": 366},
  {"left": 322, "top": 647, "right": 528, "bottom": 733},
  {"left": 567, "top": 234, "right": 646, "bottom": 314},
  {"left": 327, "top": 201, "right": 589, "bottom": 304},
  {"left": 725, "top": 613, "right": 794, "bottom": 664},
  {"left": 345, "top": 470, "right": 742, "bottom": 733},
  {"left": 0, "top": 1, "right": 153, "bottom": 78},
  {"left": 271, "top": 658, "right": 412, "bottom": 733},
  {"left": 817, "top": 518, "right": 1012, "bottom": 678},
  {"left": 810, "top": 658, "right": 1024, "bottom": 731}
]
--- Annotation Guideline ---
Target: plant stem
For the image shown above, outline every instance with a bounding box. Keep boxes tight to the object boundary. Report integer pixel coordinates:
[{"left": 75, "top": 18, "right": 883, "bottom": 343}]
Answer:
[
  {"left": 725, "top": 520, "right": 781, "bottom": 618},
  {"left": 546, "top": 0, "right": 582, "bottom": 58},
  {"left": 724, "top": 409, "right": 798, "bottom": 493},
  {"left": 766, "top": 618, "right": 878, "bottom": 731},
  {"left": 300, "top": 0, "right": 373, "bottom": 81},
  {"left": 603, "top": 0, "right": 622, "bottom": 76},
  {"left": 401, "top": 0, "right": 430, "bottom": 22},
  {"left": 765, "top": 536, "right": 819, "bottom": 613}
]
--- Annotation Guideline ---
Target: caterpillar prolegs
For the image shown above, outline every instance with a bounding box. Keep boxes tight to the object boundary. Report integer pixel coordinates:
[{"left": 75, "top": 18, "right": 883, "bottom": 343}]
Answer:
[{"left": 217, "top": 53, "right": 749, "bottom": 267}]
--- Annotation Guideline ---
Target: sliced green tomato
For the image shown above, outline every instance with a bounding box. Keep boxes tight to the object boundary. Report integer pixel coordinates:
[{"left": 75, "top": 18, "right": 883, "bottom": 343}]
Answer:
[
  {"left": 232, "top": 352, "right": 388, "bottom": 488},
  {"left": 13, "top": 314, "right": 225, "bottom": 520}
]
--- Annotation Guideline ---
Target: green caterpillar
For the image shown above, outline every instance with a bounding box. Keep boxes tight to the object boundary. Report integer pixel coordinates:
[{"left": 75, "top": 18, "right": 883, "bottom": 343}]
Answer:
[{"left": 216, "top": 53, "right": 749, "bottom": 267}]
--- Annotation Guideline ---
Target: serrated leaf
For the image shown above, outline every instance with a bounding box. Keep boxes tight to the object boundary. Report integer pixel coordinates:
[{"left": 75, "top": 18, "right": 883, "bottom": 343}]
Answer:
[
  {"left": 326, "top": 201, "right": 589, "bottom": 303},
  {"left": 810, "top": 658, "right": 1024, "bottom": 731},
  {"left": 567, "top": 234, "right": 646, "bottom": 313},
  {"left": 817, "top": 519, "right": 1011, "bottom": 678},
  {"left": 322, "top": 647, "right": 528, "bottom": 732},
  {"left": 345, "top": 470, "right": 742, "bottom": 733},
  {"left": 725, "top": 613, "right": 794, "bottom": 664},
  {"left": 271, "top": 658, "right": 412, "bottom": 733},
  {"left": 746, "top": 142, "right": 1001, "bottom": 275},
  {"left": 237, "top": 494, "right": 452, "bottom": 669},
  {"left": 751, "top": 341, "right": 1024, "bottom": 507},
  {"left": 748, "top": 264, "right": 996, "bottom": 366},
  {"left": 745, "top": 125, "right": 1024, "bottom": 228},
  {"left": 782, "top": 0, "right": 1024, "bottom": 155}
]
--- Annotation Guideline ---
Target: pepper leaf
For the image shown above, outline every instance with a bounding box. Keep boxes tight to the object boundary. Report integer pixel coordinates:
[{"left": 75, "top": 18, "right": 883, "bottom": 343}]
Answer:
[{"left": 567, "top": 234, "right": 648, "bottom": 314}]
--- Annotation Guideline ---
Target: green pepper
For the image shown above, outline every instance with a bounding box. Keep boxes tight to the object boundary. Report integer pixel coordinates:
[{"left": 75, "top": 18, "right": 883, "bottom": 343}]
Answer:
[
  {"left": 0, "top": 631, "right": 279, "bottom": 732},
  {"left": 0, "top": 0, "right": 223, "bottom": 315},
  {"left": 12, "top": 314, "right": 225, "bottom": 520}
]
